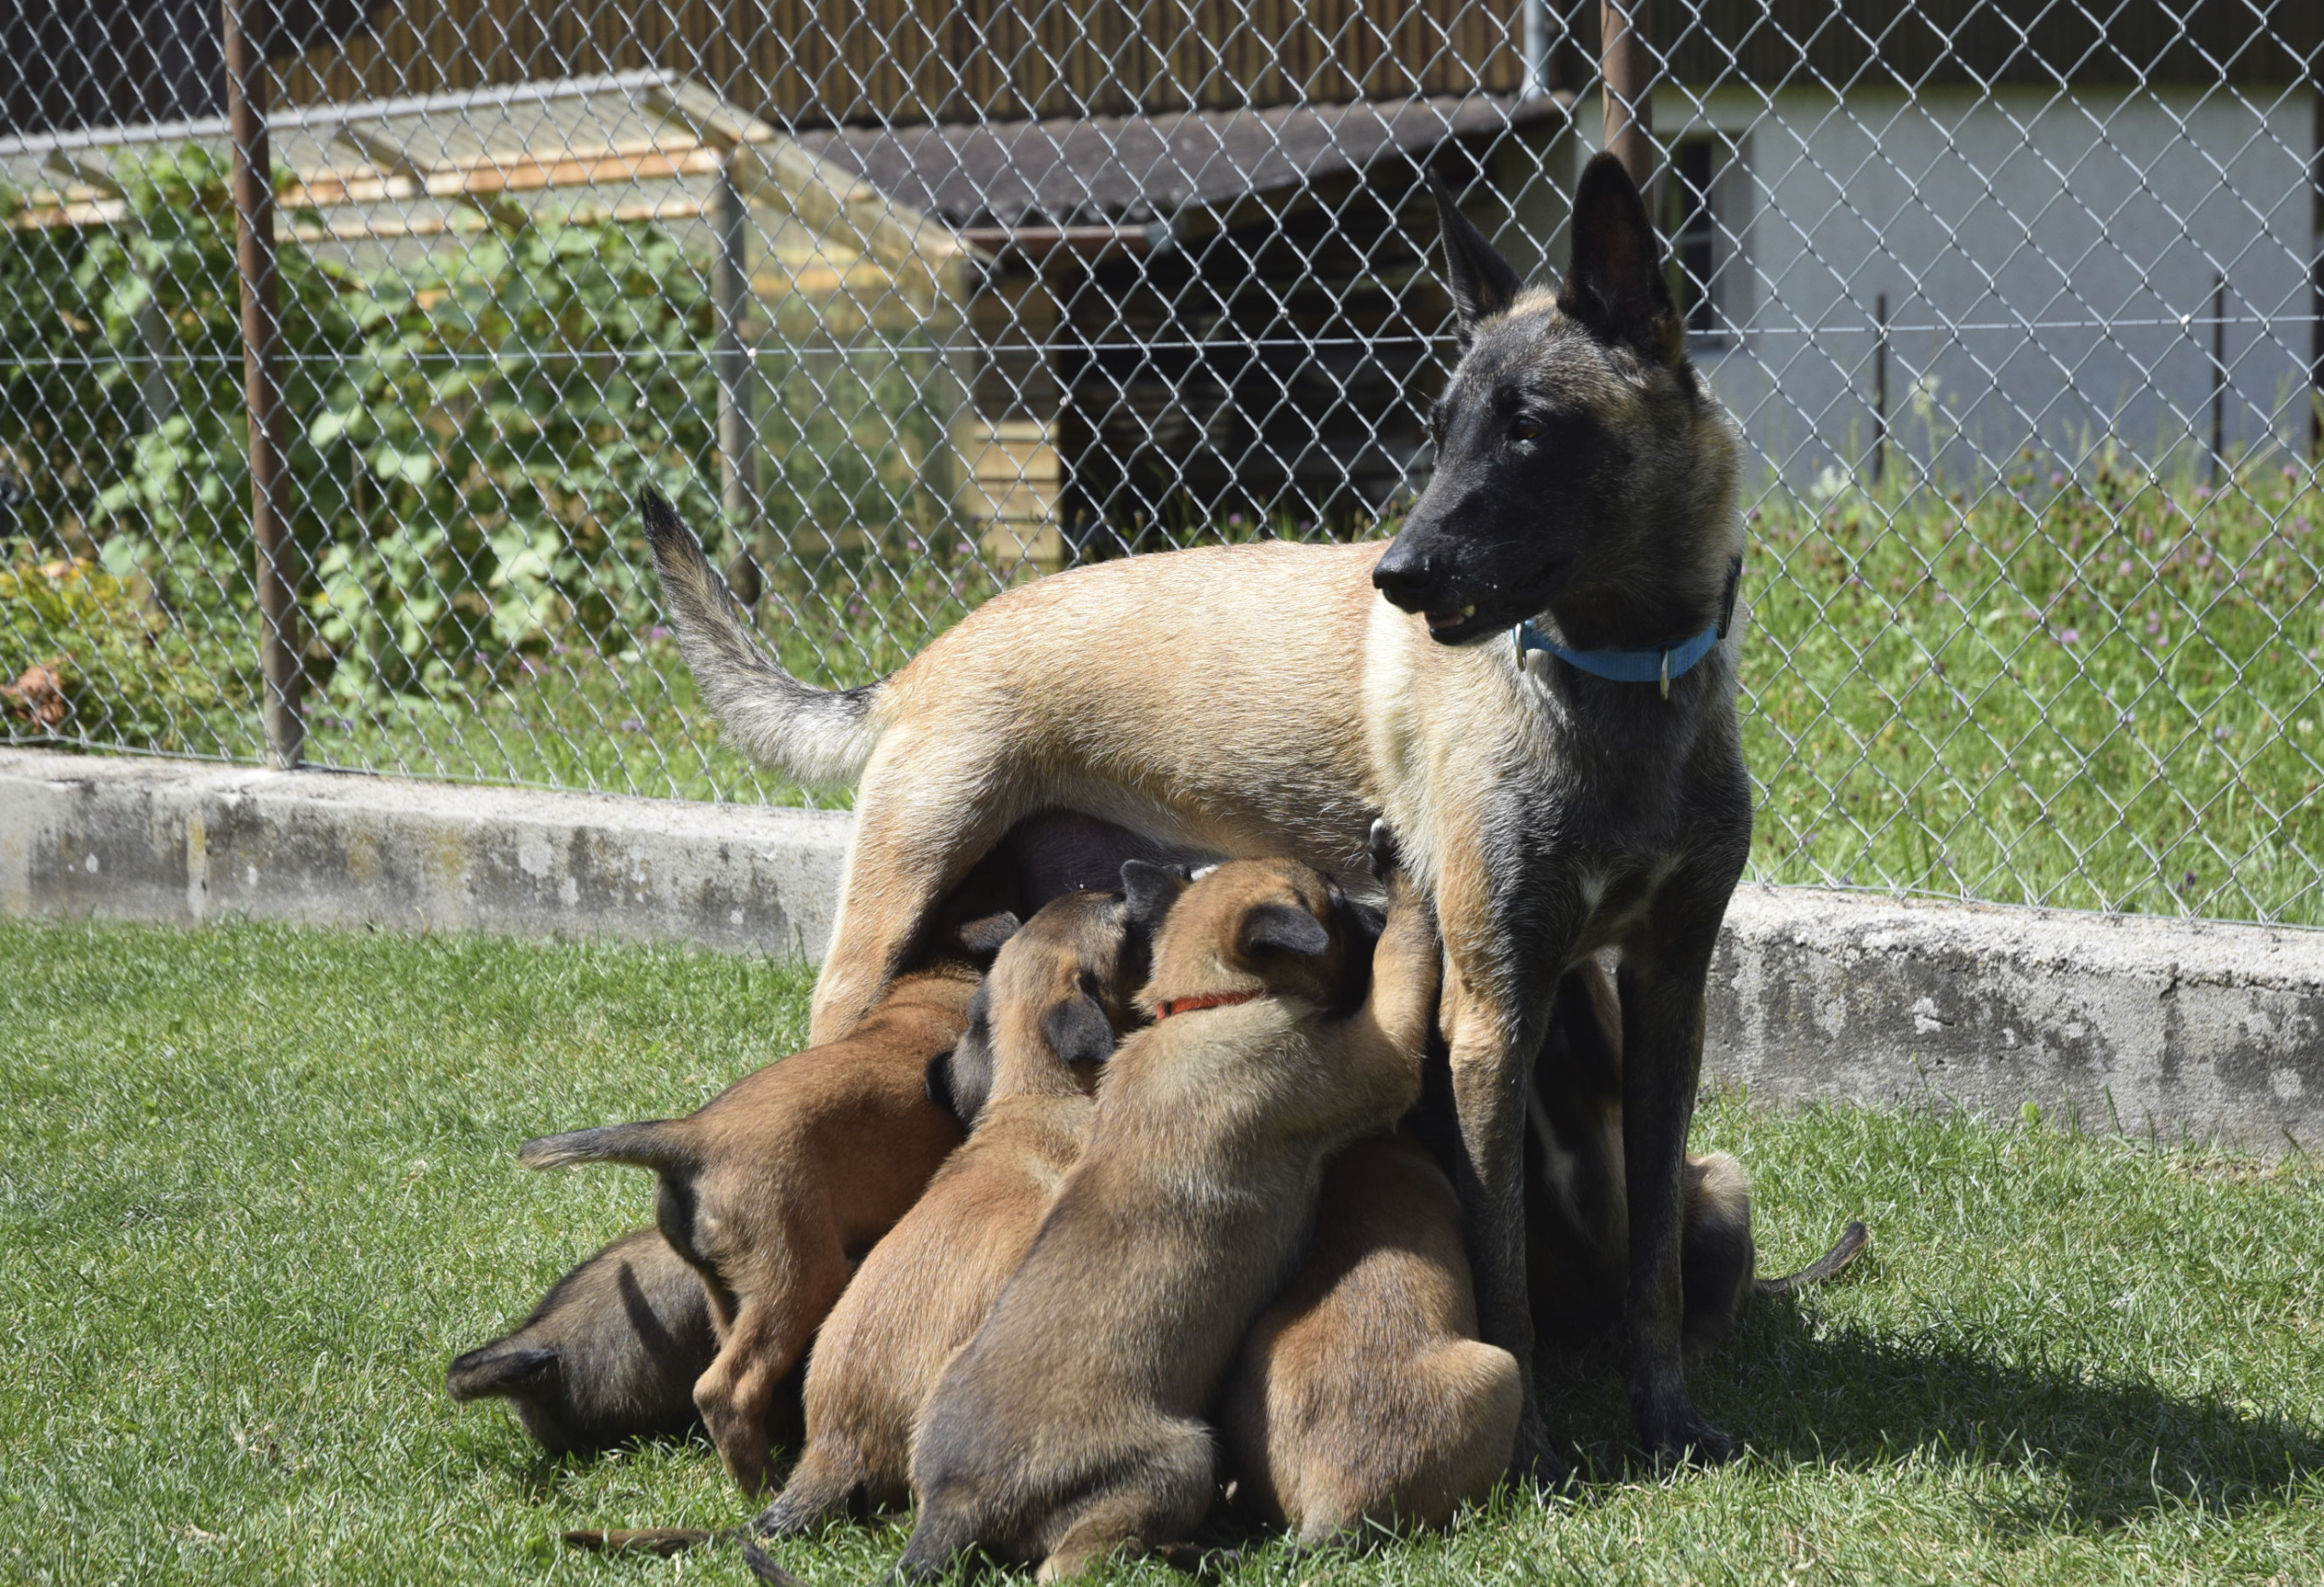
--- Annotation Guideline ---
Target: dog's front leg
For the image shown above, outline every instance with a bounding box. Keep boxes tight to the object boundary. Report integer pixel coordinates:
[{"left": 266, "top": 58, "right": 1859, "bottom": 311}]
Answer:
[
  {"left": 1437, "top": 967, "right": 1558, "bottom": 1480},
  {"left": 1616, "top": 922, "right": 1730, "bottom": 1464}
]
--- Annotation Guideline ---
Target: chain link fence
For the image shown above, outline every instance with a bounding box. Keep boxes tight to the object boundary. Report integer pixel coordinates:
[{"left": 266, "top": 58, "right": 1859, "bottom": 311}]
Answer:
[{"left": 2, "top": 1, "right": 2319, "bottom": 925}]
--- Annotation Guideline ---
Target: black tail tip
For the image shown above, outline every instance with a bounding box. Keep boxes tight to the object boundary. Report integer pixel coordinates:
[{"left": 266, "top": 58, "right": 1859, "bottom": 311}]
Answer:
[
  {"left": 638, "top": 486, "right": 694, "bottom": 552},
  {"left": 742, "top": 1538, "right": 811, "bottom": 1584}
]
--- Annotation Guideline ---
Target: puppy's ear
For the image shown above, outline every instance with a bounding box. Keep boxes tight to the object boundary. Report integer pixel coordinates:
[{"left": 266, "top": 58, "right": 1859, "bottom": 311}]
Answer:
[
  {"left": 955, "top": 910, "right": 1022, "bottom": 965},
  {"left": 1431, "top": 169, "right": 1523, "bottom": 338},
  {"left": 1042, "top": 993, "right": 1119, "bottom": 1068},
  {"left": 1558, "top": 152, "right": 1685, "bottom": 366},
  {"left": 1239, "top": 901, "right": 1332, "bottom": 959},
  {"left": 447, "top": 1342, "right": 558, "bottom": 1402},
  {"left": 936, "top": 985, "right": 997, "bottom": 1124},
  {"left": 1121, "top": 860, "right": 1192, "bottom": 938}
]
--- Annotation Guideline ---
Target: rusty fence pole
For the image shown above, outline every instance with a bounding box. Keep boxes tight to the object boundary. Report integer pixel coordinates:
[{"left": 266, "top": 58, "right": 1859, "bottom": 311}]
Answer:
[
  {"left": 1600, "top": 0, "right": 1656, "bottom": 191},
  {"left": 222, "top": 0, "right": 304, "bottom": 770}
]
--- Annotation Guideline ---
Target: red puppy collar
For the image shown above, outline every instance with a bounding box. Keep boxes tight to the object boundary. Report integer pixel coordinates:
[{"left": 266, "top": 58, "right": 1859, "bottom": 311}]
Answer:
[{"left": 1152, "top": 989, "right": 1265, "bottom": 1021}]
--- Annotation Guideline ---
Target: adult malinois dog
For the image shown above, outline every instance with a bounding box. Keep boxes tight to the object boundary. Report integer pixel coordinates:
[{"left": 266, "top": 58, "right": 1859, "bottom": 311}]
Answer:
[{"left": 645, "top": 152, "right": 1750, "bottom": 1466}]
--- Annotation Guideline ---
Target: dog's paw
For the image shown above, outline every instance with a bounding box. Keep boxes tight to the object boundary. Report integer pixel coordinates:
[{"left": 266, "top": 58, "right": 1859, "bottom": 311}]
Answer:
[
  {"left": 1366, "top": 818, "right": 1401, "bottom": 882},
  {"left": 1645, "top": 1416, "right": 1736, "bottom": 1469}
]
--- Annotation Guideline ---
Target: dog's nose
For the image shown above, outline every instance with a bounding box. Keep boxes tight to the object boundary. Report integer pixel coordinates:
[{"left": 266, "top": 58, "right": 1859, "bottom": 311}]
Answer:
[{"left": 1370, "top": 543, "right": 1437, "bottom": 611}]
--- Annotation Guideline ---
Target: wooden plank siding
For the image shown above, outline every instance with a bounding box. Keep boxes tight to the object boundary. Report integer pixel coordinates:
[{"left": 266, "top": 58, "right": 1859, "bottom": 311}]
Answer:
[
  {"left": 271, "top": 2, "right": 2317, "bottom": 131},
  {"left": 274, "top": 0, "right": 1529, "bottom": 127}
]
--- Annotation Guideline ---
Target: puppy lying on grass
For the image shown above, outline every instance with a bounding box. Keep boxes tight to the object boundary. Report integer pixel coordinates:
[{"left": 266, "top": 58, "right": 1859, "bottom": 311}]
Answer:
[
  {"left": 757, "top": 889, "right": 1143, "bottom": 1539},
  {"left": 1221, "top": 1131, "right": 1521, "bottom": 1545},
  {"left": 518, "top": 876, "right": 1020, "bottom": 1493},
  {"left": 1526, "top": 956, "right": 1867, "bottom": 1356},
  {"left": 898, "top": 835, "right": 1438, "bottom": 1580},
  {"left": 446, "top": 1225, "right": 717, "bottom": 1455}
]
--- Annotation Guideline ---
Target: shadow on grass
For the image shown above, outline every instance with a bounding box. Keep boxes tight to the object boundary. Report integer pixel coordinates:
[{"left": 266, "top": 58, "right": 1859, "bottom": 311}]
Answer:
[{"left": 1543, "top": 1294, "right": 2323, "bottom": 1529}]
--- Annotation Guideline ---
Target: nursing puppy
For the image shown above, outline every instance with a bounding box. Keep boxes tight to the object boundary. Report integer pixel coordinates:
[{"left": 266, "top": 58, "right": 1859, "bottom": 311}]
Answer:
[
  {"left": 756, "top": 890, "right": 1141, "bottom": 1539},
  {"left": 1526, "top": 958, "right": 1867, "bottom": 1354},
  {"left": 646, "top": 151, "right": 1752, "bottom": 1467},
  {"left": 447, "top": 1226, "right": 716, "bottom": 1455},
  {"left": 517, "top": 878, "right": 1019, "bottom": 1494},
  {"left": 1221, "top": 1131, "right": 1520, "bottom": 1546},
  {"left": 899, "top": 845, "right": 1439, "bottom": 1580}
]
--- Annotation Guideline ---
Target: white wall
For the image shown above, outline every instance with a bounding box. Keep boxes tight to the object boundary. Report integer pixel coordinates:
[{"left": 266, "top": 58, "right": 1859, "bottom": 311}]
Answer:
[{"left": 1585, "top": 82, "right": 2321, "bottom": 487}]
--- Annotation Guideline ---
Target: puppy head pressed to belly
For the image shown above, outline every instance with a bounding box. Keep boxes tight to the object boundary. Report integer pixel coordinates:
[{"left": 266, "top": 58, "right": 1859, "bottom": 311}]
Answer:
[
  {"left": 898, "top": 854, "right": 1440, "bottom": 1579},
  {"left": 757, "top": 889, "right": 1144, "bottom": 1541}
]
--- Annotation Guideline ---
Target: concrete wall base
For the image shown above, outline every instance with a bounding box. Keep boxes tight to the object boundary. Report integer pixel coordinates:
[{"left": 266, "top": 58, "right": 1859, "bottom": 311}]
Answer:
[{"left": 6, "top": 747, "right": 2318, "bottom": 1153}]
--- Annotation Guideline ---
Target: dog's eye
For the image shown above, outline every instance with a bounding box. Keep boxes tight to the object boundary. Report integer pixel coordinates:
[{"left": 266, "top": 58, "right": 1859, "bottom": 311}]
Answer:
[{"left": 1511, "top": 415, "right": 1546, "bottom": 443}]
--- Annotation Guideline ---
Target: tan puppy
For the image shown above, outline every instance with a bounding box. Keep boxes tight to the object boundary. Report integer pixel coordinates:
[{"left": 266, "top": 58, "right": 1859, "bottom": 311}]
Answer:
[
  {"left": 898, "top": 844, "right": 1439, "bottom": 1580},
  {"left": 1221, "top": 1131, "right": 1520, "bottom": 1545},
  {"left": 518, "top": 884, "right": 1019, "bottom": 1494},
  {"left": 447, "top": 1226, "right": 717, "bottom": 1455},
  {"left": 1526, "top": 957, "right": 1867, "bottom": 1355},
  {"left": 756, "top": 891, "right": 1142, "bottom": 1539}
]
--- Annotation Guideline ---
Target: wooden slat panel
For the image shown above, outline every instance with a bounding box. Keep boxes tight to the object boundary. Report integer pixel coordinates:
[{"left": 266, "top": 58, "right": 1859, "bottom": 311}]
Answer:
[{"left": 269, "top": 0, "right": 2309, "bottom": 128}]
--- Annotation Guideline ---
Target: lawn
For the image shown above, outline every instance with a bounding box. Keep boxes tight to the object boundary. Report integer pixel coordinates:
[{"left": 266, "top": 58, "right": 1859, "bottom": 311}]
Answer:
[
  {"left": 10, "top": 459, "right": 2323, "bottom": 925},
  {"left": 2, "top": 919, "right": 2319, "bottom": 1585}
]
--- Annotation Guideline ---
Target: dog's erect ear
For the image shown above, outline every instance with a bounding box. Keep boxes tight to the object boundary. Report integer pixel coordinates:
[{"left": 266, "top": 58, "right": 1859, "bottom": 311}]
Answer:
[
  {"left": 1431, "top": 170, "right": 1523, "bottom": 338},
  {"left": 1559, "top": 152, "right": 1685, "bottom": 366},
  {"left": 1240, "top": 900, "right": 1333, "bottom": 959},
  {"left": 1121, "top": 860, "right": 1192, "bottom": 938},
  {"left": 1043, "top": 994, "right": 1119, "bottom": 1067},
  {"left": 447, "top": 1342, "right": 558, "bottom": 1402},
  {"left": 955, "top": 910, "right": 1022, "bottom": 965}
]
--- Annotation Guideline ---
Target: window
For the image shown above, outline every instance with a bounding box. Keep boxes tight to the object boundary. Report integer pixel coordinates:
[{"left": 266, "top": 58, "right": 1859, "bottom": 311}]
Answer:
[{"left": 1663, "top": 136, "right": 1727, "bottom": 339}]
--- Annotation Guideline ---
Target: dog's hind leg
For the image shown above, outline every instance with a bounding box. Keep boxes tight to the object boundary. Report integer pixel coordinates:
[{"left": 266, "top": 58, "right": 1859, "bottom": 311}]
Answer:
[
  {"left": 694, "top": 1245, "right": 852, "bottom": 1494},
  {"left": 807, "top": 731, "right": 1036, "bottom": 1043},
  {"left": 1034, "top": 1422, "right": 1216, "bottom": 1581},
  {"left": 754, "top": 1442, "right": 863, "bottom": 1536}
]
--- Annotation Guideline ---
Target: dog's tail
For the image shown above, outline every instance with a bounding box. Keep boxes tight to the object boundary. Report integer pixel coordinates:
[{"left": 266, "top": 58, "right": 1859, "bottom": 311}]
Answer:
[
  {"left": 741, "top": 1538, "right": 813, "bottom": 1584},
  {"left": 640, "top": 487, "right": 882, "bottom": 788},
  {"left": 563, "top": 1527, "right": 730, "bottom": 1557},
  {"left": 1755, "top": 1220, "right": 1868, "bottom": 1297},
  {"left": 517, "top": 1121, "right": 695, "bottom": 1175}
]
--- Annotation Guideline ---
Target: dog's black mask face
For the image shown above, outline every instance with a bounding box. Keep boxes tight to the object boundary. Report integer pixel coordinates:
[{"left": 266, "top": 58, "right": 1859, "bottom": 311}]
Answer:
[{"left": 1374, "top": 155, "right": 1742, "bottom": 652}]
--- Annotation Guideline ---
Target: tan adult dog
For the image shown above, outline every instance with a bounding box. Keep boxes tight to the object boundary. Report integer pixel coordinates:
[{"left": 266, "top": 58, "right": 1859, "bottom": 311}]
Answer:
[
  {"left": 895, "top": 846, "right": 1438, "bottom": 1580},
  {"left": 517, "top": 879, "right": 1019, "bottom": 1493},
  {"left": 447, "top": 1226, "right": 717, "bottom": 1455},
  {"left": 1221, "top": 1130, "right": 1521, "bottom": 1545},
  {"left": 754, "top": 890, "right": 1140, "bottom": 1540},
  {"left": 646, "top": 152, "right": 1750, "bottom": 1467}
]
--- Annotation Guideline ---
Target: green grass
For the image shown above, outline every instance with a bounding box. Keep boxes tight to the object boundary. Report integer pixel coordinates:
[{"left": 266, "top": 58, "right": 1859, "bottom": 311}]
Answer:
[
  {"left": 12, "top": 459, "right": 2321, "bottom": 921},
  {"left": 3, "top": 919, "right": 2319, "bottom": 1585}
]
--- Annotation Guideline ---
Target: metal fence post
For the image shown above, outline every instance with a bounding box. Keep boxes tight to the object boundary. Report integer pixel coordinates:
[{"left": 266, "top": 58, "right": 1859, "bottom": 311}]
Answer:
[
  {"left": 222, "top": 0, "right": 304, "bottom": 771},
  {"left": 713, "top": 151, "right": 761, "bottom": 574},
  {"left": 1600, "top": 0, "right": 1655, "bottom": 189}
]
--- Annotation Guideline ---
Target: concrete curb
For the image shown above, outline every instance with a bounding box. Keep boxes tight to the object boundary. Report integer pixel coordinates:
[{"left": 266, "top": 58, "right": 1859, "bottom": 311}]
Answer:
[
  {"left": 0, "top": 747, "right": 849, "bottom": 959},
  {"left": 6, "top": 747, "right": 2319, "bottom": 1153}
]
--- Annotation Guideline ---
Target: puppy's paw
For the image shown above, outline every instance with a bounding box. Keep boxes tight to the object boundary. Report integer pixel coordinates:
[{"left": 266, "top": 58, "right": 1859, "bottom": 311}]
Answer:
[{"left": 1366, "top": 818, "right": 1401, "bottom": 882}]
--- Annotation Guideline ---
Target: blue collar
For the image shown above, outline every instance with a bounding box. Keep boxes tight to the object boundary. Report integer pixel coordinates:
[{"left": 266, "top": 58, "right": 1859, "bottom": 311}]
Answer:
[{"left": 1512, "top": 558, "right": 1741, "bottom": 698}]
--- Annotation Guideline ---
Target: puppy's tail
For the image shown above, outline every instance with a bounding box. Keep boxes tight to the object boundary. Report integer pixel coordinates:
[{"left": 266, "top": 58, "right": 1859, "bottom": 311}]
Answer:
[
  {"left": 640, "top": 487, "right": 882, "bottom": 788},
  {"left": 563, "top": 1527, "right": 732, "bottom": 1557},
  {"left": 1755, "top": 1220, "right": 1868, "bottom": 1297},
  {"left": 517, "top": 1121, "right": 694, "bottom": 1175}
]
